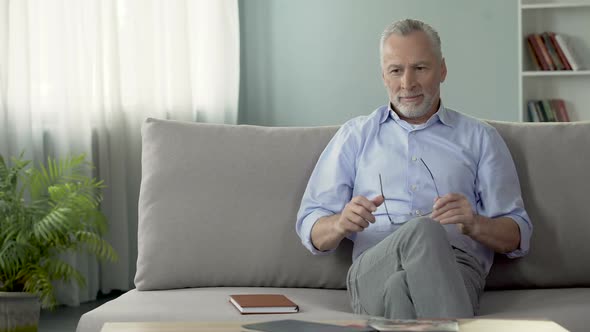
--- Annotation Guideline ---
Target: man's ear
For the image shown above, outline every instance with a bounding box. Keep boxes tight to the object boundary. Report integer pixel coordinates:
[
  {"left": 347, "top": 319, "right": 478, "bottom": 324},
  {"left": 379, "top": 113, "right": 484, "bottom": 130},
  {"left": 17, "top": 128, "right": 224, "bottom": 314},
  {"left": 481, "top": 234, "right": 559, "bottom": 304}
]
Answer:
[{"left": 440, "top": 58, "right": 447, "bottom": 83}]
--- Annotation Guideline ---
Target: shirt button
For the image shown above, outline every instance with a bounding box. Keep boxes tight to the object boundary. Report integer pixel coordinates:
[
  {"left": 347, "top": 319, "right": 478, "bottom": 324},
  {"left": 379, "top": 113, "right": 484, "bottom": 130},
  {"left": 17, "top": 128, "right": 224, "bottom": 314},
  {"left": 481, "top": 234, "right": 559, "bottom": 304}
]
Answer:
[
  {"left": 411, "top": 156, "right": 417, "bottom": 161},
  {"left": 411, "top": 184, "right": 417, "bottom": 191},
  {"left": 415, "top": 210, "right": 421, "bottom": 215}
]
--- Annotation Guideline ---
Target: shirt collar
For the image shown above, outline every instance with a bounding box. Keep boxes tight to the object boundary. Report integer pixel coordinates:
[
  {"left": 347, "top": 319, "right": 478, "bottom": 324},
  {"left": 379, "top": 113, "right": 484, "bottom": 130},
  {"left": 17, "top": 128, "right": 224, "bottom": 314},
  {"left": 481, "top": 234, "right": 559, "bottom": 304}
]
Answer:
[{"left": 380, "top": 101, "right": 454, "bottom": 128}]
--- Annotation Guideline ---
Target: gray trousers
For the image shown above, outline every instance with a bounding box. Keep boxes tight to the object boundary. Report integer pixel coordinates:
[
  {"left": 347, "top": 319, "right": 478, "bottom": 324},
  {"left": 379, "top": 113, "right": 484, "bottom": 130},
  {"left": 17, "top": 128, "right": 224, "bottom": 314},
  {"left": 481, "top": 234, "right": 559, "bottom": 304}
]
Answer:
[{"left": 346, "top": 217, "right": 486, "bottom": 319}]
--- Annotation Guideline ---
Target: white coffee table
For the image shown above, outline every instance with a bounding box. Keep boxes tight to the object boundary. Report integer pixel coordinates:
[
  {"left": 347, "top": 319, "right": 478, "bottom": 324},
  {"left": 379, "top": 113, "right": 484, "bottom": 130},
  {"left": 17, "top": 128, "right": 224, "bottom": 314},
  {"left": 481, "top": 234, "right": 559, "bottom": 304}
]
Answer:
[{"left": 100, "top": 318, "right": 569, "bottom": 332}]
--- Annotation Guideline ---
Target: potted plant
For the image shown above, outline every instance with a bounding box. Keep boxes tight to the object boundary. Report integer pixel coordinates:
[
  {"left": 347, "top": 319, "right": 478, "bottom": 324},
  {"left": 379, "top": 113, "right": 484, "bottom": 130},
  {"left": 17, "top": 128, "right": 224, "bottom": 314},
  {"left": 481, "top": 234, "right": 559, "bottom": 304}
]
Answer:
[{"left": 0, "top": 153, "right": 117, "bottom": 332}]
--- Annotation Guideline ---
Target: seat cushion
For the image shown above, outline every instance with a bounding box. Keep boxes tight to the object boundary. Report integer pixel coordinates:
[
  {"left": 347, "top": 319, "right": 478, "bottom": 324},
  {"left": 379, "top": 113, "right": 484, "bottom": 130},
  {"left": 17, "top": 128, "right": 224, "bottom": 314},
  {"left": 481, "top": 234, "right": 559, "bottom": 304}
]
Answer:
[
  {"left": 77, "top": 288, "right": 589, "bottom": 332},
  {"left": 479, "top": 288, "right": 590, "bottom": 332},
  {"left": 76, "top": 287, "right": 357, "bottom": 332}
]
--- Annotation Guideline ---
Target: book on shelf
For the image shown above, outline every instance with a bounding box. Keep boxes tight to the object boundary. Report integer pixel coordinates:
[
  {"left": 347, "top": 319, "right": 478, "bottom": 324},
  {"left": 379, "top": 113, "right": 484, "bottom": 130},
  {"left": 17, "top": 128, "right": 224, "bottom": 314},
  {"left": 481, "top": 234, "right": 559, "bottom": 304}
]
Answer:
[
  {"left": 542, "top": 32, "right": 565, "bottom": 70},
  {"left": 527, "top": 33, "right": 553, "bottom": 70},
  {"left": 552, "top": 99, "right": 571, "bottom": 122},
  {"left": 554, "top": 34, "right": 582, "bottom": 71},
  {"left": 540, "top": 100, "right": 557, "bottom": 122},
  {"left": 548, "top": 32, "right": 573, "bottom": 70},
  {"left": 534, "top": 100, "right": 548, "bottom": 122},
  {"left": 533, "top": 33, "right": 556, "bottom": 70},
  {"left": 527, "top": 101, "right": 540, "bottom": 122},
  {"left": 526, "top": 99, "right": 571, "bottom": 122},
  {"left": 229, "top": 294, "right": 299, "bottom": 314},
  {"left": 525, "top": 37, "right": 543, "bottom": 71},
  {"left": 525, "top": 32, "right": 584, "bottom": 71}
]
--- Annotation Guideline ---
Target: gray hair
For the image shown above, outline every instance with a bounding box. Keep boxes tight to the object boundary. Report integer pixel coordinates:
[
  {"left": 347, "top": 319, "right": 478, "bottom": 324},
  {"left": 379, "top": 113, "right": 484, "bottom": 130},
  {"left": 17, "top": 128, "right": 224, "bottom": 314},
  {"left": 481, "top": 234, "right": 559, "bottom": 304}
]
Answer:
[{"left": 380, "top": 19, "right": 442, "bottom": 62}]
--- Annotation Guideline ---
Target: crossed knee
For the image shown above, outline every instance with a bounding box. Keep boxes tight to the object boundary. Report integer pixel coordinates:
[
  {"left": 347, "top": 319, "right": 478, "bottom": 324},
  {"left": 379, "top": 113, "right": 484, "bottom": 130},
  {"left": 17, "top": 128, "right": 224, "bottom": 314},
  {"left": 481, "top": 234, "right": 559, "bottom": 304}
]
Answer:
[{"left": 402, "top": 217, "right": 446, "bottom": 239}]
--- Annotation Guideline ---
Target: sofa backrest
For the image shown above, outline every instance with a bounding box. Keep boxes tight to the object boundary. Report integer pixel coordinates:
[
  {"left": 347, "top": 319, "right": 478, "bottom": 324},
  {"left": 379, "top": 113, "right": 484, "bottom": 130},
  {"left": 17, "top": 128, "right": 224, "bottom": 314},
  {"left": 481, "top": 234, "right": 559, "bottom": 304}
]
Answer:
[
  {"left": 135, "top": 118, "right": 349, "bottom": 290},
  {"left": 134, "top": 118, "right": 590, "bottom": 291},
  {"left": 485, "top": 120, "right": 590, "bottom": 289}
]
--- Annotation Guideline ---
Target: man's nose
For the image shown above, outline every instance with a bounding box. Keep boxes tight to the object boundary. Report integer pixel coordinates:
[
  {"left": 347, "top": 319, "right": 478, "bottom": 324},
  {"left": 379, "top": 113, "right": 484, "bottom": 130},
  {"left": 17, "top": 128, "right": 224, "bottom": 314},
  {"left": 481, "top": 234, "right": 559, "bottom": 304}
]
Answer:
[{"left": 401, "top": 70, "right": 416, "bottom": 90}]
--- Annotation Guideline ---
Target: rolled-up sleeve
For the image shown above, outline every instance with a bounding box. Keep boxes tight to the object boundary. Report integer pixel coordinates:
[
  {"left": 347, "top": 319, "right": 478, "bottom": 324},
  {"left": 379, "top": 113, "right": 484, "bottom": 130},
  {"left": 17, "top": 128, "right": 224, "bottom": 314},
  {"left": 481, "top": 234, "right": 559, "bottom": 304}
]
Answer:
[
  {"left": 475, "top": 126, "right": 533, "bottom": 258},
  {"left": 297, "top": 209, "right": 336, "bottom": 255},
  {"left": 296, "top": 122, "right": 359, "bottom": 255},
  {"left": 504, "top": 214, "right": 532, "bottom": 258}
]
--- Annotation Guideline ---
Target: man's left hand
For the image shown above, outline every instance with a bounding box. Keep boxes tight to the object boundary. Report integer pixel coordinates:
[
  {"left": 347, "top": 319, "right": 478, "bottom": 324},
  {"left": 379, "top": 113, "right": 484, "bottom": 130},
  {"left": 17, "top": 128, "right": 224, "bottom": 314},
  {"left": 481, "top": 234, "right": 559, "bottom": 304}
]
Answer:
[{"left": 430, "top": 193, "right": 479, "bottom": 236}]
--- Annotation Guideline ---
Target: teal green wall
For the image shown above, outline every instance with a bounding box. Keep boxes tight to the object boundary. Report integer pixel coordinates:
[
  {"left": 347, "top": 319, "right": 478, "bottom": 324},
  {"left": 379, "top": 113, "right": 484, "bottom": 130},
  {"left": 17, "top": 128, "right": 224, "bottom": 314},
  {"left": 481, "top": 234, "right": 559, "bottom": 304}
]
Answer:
[{"left": 238, "top": 0, "right": 518, "bottom": 126}]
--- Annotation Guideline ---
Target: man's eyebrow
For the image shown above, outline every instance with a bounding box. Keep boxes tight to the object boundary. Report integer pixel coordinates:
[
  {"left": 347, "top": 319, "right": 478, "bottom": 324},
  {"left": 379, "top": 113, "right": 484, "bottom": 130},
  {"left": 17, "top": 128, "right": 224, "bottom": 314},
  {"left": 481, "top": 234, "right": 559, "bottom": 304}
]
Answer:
[
  {"left": 387, "top": 61, "right": 431, "bottom": 69},
  {"left": 387, "top": 64, "right": 402, "bottom": 70}
]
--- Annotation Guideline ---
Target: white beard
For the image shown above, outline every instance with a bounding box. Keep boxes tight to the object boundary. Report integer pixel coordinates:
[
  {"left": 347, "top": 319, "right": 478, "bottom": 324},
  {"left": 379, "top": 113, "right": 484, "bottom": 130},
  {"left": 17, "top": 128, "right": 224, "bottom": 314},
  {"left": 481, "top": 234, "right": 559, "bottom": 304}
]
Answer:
[{"left": 392, "top": 93, "right": 436, "bottom": 119}]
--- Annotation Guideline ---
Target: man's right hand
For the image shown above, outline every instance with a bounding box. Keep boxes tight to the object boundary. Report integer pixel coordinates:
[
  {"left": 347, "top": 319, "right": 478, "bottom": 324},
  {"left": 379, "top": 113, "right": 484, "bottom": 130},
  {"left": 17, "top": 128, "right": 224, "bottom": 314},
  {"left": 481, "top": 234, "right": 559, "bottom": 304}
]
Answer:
[
  {"left": 310, "top": 195, "right": 385, "bottom": 252},
  {"left": 334, "top": 195, "right": 385, "bottom": 237}
]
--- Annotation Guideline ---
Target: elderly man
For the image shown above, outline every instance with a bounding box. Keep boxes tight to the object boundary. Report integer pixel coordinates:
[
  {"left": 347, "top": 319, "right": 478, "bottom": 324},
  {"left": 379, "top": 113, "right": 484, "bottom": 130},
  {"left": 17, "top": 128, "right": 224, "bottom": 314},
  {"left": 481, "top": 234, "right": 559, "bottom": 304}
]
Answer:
[{"left": 296, "top": 19, "right": 532, "bottom": 319}]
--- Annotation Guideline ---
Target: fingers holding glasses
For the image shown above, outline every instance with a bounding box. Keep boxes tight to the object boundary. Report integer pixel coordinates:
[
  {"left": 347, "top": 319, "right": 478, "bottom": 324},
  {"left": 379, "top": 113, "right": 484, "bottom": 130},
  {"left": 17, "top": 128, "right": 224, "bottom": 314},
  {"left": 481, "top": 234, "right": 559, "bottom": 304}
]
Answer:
[
  {"left": 431, "top": 193, "right": 476, "bottom": 232},
  {"left": 432, "top": 193, "right": 470, "bottom": 216},
  {"left": 336, "top": 195, "right": 381, "bottom": 234}
]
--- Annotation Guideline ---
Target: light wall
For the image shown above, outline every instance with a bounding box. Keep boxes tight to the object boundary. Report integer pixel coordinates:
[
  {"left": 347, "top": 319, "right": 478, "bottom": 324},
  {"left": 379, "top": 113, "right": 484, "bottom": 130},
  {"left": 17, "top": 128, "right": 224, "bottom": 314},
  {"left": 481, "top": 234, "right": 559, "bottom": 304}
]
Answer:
[{"left": 238, "top": 0, "right": 518, "bottom": 126}]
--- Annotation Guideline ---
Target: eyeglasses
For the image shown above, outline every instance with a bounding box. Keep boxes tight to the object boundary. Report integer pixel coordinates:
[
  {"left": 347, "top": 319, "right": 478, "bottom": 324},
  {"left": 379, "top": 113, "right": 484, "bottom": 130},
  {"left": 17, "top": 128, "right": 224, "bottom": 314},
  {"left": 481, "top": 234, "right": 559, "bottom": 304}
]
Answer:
[{"left": 379, "top": 157, "right": 440, "bottom": 224}]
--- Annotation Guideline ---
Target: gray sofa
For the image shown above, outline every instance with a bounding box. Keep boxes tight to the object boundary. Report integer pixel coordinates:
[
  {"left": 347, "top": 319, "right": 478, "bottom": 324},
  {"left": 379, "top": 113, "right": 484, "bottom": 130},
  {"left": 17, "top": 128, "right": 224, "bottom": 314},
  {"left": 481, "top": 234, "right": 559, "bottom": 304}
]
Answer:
[{"left": 77, "top": 118, "right": 590, "bottom": 332}]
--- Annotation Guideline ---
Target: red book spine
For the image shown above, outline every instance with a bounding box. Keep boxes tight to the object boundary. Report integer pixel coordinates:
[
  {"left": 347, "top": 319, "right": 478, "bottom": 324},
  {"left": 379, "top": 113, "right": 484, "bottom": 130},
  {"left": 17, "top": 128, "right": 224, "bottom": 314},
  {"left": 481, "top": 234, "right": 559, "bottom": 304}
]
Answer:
[
  {"left": 548, "top": 32, "right": 572, "bottom": 70},
  {"left": 555, "top": 99, "right": 571, "bottom": 122},
  {"left": 542, "top": 32, "right": 564, "bottom": 70},
  {"left": 534, "top": 33, "right": 556, "bottom": 70},
  {"left": 526, "top": 38, "right": 542, "bottom": 70},
  {"left": 527, "top": 35, "right": 549, "bottom": 71}
]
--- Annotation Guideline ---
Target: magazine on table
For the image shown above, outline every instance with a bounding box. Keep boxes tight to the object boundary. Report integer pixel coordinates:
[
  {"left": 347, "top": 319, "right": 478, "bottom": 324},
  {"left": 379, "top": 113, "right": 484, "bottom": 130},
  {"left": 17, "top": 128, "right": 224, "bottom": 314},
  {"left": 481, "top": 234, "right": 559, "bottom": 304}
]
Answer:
[{"left": 367, "top": 317, "right": 458, "bottom": 332}]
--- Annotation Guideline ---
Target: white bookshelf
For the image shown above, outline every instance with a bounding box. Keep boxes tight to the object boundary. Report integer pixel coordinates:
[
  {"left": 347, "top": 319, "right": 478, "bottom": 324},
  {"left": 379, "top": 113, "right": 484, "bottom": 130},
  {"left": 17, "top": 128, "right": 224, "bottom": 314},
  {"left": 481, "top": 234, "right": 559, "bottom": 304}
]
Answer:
[
  {"left": 518, "top": 0, "right": 590, "bottom": 121},
  {"left": 522, "top": 70, "right": 590, "bottom": 77}
]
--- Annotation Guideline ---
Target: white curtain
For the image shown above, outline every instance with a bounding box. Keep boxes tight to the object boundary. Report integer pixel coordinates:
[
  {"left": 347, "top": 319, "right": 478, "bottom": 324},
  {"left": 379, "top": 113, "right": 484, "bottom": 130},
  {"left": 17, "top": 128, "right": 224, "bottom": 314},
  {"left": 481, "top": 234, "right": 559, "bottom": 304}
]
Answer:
[{"left": 0, "top": 0, "right": 239, "bottom": 305}]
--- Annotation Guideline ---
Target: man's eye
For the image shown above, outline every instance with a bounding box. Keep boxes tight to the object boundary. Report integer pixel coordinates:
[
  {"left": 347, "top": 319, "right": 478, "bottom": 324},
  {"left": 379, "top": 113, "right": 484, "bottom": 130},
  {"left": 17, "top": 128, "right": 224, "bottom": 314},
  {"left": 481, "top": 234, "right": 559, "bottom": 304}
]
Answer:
[
  {"left": 417, "top": 66, "right": 426, "bottom": 71},
  {"left": 390, "top": 69, "right": 401, "bottom": 74}
]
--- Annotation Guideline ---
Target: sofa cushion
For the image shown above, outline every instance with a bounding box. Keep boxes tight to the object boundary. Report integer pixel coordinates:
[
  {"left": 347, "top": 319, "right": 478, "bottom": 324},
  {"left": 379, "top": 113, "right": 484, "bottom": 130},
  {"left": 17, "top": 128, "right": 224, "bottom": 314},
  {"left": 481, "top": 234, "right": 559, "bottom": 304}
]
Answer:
[
  {"left": 485, "top": 121, "right": 590, "bottom": 289},
  {"left": 76, "top": 287, "right": 589, "bottom": 332},
  {"left": 76, "top": 287, "right": 357, "bottom": 332},
  {"left": 479, "top": 288, "right": 590, "bottom": 332},
  {"left": 135, "top": 118, "right": 351, "bottom": 290}
]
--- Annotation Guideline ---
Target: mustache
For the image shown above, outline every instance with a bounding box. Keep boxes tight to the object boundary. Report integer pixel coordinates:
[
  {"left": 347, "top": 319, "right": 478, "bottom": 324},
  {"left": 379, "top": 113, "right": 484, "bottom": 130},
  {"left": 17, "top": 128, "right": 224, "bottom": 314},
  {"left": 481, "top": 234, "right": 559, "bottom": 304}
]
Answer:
[{"left": 398, "top": 93, "right": 423, "bottom": 98}]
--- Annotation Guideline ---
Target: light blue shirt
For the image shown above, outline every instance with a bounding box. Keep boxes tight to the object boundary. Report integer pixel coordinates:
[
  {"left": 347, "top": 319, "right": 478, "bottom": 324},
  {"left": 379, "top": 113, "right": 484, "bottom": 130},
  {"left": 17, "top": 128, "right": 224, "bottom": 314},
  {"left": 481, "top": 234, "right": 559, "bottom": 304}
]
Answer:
[{"left": 296, "top": 104, "right": 532, "bottom": 274}]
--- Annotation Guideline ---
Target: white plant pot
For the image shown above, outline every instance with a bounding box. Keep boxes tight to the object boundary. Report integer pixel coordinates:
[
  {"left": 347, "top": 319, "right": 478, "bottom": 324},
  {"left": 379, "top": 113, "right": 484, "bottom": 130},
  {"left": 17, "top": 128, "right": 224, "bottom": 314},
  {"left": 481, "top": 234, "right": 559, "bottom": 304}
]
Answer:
[{"left": 0, "top": 292, "right": 40, "bottom": 332}]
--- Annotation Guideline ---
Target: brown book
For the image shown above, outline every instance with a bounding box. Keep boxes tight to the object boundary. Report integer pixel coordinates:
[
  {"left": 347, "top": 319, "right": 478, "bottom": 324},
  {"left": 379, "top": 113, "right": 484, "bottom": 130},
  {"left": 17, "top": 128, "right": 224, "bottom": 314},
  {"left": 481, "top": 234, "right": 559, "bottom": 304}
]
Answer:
[
  {"left": 527, "top": 34, "right": 549, "bottom": 70},
  {"left": 542, "top": 32, "right": 565, "bottom": 70},
  {"left": 552, "top": 99, "right": 571, "bottom": 122},
  {"left": 526, "top": 37, "right": 542, "bottom": 71},
  {"left": 229, "top": 294, "right": 299, "bottom": 314},
  {"left": 534, "top": 33, "right": 556, "bottom": 70}
]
